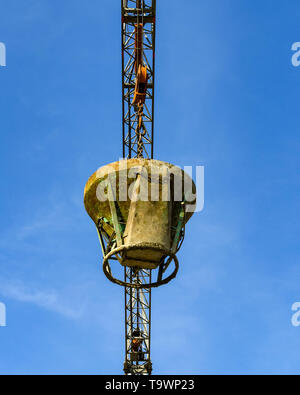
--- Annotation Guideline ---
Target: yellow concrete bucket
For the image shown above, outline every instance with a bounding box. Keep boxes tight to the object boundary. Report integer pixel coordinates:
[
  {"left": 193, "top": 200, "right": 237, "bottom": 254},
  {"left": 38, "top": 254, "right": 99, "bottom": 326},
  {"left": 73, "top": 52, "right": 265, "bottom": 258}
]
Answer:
[{"left": 84, "top": 159, "right": 196, "bottom": 288}]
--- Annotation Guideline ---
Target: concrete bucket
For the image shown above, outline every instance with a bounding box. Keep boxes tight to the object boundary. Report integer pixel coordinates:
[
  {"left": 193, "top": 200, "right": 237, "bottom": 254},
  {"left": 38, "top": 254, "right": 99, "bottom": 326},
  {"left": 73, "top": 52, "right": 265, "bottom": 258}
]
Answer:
[{"left": 84, "top": 158, "right": 196, "bottom": 287}]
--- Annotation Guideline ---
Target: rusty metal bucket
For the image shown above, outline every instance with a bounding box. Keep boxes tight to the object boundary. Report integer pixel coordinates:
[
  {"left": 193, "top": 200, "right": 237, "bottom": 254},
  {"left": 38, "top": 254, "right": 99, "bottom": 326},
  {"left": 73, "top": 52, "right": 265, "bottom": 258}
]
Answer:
[{"left": 84, "top": 158, "right": 196, "bottom": 285}]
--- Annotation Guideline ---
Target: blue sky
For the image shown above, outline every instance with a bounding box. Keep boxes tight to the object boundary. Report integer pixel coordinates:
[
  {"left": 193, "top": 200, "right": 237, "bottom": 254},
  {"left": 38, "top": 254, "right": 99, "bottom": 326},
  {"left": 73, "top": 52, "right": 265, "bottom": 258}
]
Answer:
[{"left": 0, "top": 0, "right": 300, "bottom": 375}]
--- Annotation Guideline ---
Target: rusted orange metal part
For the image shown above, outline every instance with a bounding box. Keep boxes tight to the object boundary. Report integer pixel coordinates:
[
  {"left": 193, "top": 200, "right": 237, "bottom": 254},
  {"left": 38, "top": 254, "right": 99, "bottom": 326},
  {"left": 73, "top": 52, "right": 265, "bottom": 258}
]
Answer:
[
  {"left": 134, "top": 23, "right": 144, "bottom": 73},
  {"left": 132, "top": 64, "right": 148, "bottom": 105}
]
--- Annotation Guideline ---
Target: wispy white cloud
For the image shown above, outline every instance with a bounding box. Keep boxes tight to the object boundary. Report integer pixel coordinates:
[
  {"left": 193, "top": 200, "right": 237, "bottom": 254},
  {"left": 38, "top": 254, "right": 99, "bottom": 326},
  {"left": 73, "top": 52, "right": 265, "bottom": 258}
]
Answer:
[{"left": 0, "top": 280, "right": 83, "bottom": 320}]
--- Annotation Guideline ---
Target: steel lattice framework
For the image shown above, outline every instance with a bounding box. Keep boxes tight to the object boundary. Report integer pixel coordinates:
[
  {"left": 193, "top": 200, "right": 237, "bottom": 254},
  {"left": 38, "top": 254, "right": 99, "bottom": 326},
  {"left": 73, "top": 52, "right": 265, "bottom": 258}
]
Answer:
[
  {"left": 83, "top": 0, "right": 192, "bottom": 377},
  {"left": 122, "top": 0, "right": 156, "bottom": 159},
  {"left": 121, "top": 0, "right": 156, "bottom": 375},
  {"left": 124, "top": 268, "right": 152, "bottom": 375}
]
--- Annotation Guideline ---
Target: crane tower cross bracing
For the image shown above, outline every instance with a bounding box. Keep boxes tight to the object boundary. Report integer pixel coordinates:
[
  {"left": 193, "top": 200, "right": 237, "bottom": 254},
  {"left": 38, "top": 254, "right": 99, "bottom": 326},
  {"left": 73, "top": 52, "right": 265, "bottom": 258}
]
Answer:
[
  {"left": 122, "top": 0, "right": 156, "bottom": 160},
  {"left": 122, "top": 0, "right": 156, "bottom": 376}
]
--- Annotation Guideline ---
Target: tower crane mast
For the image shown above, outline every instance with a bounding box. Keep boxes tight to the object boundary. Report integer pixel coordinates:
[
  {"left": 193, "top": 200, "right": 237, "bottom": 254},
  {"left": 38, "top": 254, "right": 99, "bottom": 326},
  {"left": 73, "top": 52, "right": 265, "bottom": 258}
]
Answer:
[
  {"left": 121, "top": 0, "right": 156, "bottom": 375},
  {"left": 122, "top": 0, "right": 156, "bottom": 160},
  {"left": 84, "top": 0, "right": 196, "bottom": 378}
]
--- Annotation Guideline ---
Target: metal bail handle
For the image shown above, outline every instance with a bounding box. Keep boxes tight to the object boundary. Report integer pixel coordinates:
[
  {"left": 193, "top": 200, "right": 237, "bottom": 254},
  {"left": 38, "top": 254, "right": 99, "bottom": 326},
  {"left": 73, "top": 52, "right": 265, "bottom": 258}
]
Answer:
[{"left": 102, "top": 244, "right": 179, "bottom": 289}]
